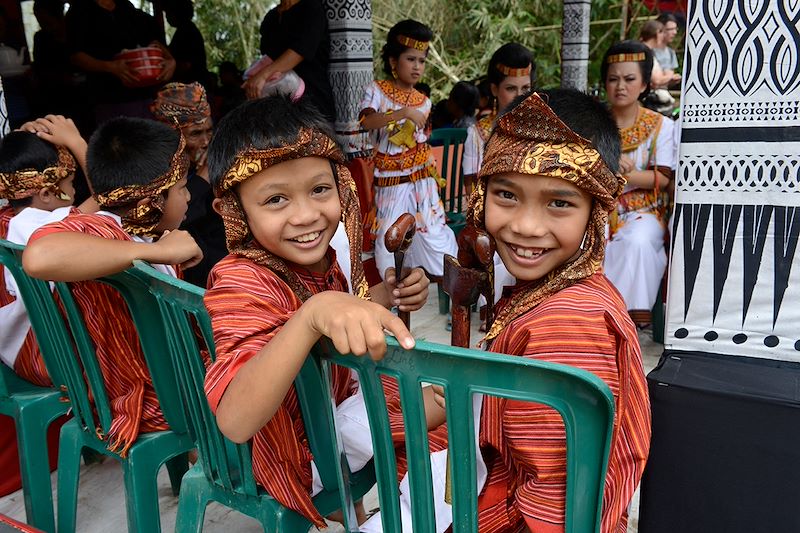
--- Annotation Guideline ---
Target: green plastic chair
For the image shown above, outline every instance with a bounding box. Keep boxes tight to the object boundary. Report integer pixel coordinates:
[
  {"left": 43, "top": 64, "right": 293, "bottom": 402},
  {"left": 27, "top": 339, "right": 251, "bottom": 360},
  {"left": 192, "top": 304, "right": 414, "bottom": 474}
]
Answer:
[
  {"left": 430, "top": 128, "right": 469, "bottom": 314},
  {"left": 0, "top": 239, "right": 71, "bottom": 533},
  {"left": 44, "top": 270, "right": 193, "bottom": 533},
  {"left": 129, "top": 260, "right": 376, "bottom": 532},
  {"left": 430, "top": 127, "right": 469, "bottom": 234},
  {"left": 315, "top": 337, "right": 615, "bottom": 533}
]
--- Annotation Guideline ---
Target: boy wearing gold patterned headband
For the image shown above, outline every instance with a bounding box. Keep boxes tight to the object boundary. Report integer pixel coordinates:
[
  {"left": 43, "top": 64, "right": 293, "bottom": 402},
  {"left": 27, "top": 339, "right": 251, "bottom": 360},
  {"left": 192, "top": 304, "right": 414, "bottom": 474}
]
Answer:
[
  {"left": 23, "top": 117, "right": 203, "bottom": 455},
  {"left": 456, "top": 89, "right": 651, "bottom": 533},
  {"left": 203, "top": 95, "right": 442, "bottom": 528},
  {"left": 0, "top": 115, "right": 94, "bottom": 388}
]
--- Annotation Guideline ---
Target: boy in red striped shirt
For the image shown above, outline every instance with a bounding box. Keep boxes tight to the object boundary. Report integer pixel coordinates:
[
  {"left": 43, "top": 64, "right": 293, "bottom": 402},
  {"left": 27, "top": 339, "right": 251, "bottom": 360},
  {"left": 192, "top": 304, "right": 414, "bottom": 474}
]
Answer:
[
  {"left": 461, "top": 89, "right": 651, "bottom": 532},
  {"left": 23, "top": 117, "right": 202, "bottom": 455},
  {"left": 202, "top": 95, "right": 444, "bottom": 527}
]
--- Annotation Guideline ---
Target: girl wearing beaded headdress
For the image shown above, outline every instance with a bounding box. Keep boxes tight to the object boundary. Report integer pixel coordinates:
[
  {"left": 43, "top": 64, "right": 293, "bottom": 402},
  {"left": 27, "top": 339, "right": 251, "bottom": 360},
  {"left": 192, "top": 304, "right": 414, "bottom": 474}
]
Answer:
[
  {"left": 464, "top": 43, "right": 535, "bottom": 197},
  {"left": 359, "top": 19, "right": 457, "bottom": 281},
  {"left": 601, "top": 40, "right": 677, "bottom": 323}
]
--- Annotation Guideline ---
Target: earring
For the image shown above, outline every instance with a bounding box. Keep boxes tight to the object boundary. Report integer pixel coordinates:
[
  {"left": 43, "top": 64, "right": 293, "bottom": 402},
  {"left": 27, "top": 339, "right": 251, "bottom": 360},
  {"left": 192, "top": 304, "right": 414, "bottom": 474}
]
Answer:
[
  {"left": 392, "top": 68, "right": 398, "bottom": 80},
  {"left": 579, "top": 231, "right": 588, "bottom": 251},
  {"left": 492, "top": 98, "right": 498, "bottom": 115}
]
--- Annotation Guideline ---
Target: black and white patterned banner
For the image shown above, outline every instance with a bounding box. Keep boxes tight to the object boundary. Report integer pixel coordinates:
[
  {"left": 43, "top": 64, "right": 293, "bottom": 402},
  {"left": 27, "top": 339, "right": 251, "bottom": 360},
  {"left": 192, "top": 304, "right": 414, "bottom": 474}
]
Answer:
[{"left": 666, "top": 0, "right": 800, "bottom": 361}]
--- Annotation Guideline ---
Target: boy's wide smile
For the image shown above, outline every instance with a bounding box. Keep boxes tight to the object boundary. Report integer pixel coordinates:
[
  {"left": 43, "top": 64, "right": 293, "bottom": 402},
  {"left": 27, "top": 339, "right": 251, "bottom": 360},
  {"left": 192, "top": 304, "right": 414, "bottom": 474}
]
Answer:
[
  {"left": 485, "top": 173, "right": 592, "bottom": 282},
  {"left": 233, "top": 156, "right": 342, "bottom": 274}
]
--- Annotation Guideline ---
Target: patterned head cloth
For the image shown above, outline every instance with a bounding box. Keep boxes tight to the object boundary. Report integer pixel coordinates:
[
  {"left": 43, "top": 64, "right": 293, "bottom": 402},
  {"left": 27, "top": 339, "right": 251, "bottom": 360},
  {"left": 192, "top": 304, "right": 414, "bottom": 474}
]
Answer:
[
  {"left": 469, "top": 92, "right": 624, "bottom": 341},
  {"left": 151, "top": 82, "right": 211, "bottom": 127},
  {"left": 214, "top": 127, "right": 370, "bottom": 302},
  {"left": 0, "top": 145, "right": 76, "bottom": 201},
  {"left": 94, "top": 135, "right": 190, "bottom": 237}
]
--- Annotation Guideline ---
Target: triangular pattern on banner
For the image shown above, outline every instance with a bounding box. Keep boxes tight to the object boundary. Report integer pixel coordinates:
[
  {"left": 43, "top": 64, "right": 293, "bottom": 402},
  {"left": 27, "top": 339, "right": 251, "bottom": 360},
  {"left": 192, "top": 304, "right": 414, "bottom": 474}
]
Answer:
[
  {"left": 683, "top": 204, "right": 712, "bottom": 320},
  {"left": 712, "top": 204, "right": 742, "bottom": 321},
  {"left": 773, "top": 206, "right": 800, "bottom": 327},
  {"left": 742, "top": 205, "right": 773, "bottom": 326}
]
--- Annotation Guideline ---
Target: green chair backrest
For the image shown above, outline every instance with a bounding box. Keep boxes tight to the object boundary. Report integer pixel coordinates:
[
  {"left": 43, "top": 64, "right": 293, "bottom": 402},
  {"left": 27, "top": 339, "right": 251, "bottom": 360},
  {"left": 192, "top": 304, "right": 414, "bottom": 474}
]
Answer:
[
  {"left": 0, "top": 239, "right": 98, "bottom": 426},
  {"left": 429, "top": 127, "right": 468, "bottom": 214},
  {"left": 92, "top": 271, "right": 189, "bottom": 435},
  {"left": 129, "top": 260, "right": 353, "bottom": 499},
  {"left": 314, "top": 337, "right": 615, "bottom": 533}
]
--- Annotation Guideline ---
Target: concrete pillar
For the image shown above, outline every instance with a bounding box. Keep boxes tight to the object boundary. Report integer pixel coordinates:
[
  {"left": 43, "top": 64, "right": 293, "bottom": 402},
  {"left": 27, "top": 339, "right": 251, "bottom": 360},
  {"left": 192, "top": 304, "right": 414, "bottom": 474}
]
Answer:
[
  {"left": 561, "top": 0, "right": 590, "bottom": 91},
  {"left": 324, "top": 0, "right": 374, "bottom": 156}
]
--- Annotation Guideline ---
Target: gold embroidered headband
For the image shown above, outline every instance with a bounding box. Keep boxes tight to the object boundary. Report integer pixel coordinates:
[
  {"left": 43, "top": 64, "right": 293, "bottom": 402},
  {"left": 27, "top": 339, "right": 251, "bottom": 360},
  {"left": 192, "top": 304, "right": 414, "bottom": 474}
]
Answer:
[
  {"left": 605, "top": 52, "right": 646, "bottom": 64},
  {"left": 214, "top": 127, "right": 370, "bottom": 302},
  {"left": 0, "top": 146, "right": 76, "bottom": 201},
  {"left": 94, "top": 134, "right": 189, "bottom": 237},
  {"left": 215, "top": 128, "right": 344, "bottom": 196},
  {"left": 496, "top": 63, "right": 531, "bottom": 78},
  {"left": 469, "top": 92, "right": 625, "bottom": 341},
  {"left": 397, "top": 34, "right": 429, "bottom": 52}
]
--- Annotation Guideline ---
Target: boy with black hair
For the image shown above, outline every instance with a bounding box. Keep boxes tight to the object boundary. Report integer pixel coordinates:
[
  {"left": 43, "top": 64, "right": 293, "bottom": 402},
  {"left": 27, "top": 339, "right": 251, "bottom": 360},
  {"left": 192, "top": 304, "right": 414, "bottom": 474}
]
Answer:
[
  {"left": 0, "top": 115, "right": 93, "bottom": 386},
  {"left": 23, "top": 117, "right": 202, "bottom": 455},
  {"left": 452, "top": 89, "right": 651, "bottom": 532},
  {"left": 203, "top": 95, "right": 442, "bottom": 528}
]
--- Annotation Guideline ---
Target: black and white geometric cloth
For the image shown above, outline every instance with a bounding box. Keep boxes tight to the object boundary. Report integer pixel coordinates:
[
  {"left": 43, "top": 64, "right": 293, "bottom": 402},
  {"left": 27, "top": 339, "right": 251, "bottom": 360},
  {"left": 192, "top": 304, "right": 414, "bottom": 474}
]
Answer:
[{"left": 666, "top": 0, "right": 800, "bottom": 360}]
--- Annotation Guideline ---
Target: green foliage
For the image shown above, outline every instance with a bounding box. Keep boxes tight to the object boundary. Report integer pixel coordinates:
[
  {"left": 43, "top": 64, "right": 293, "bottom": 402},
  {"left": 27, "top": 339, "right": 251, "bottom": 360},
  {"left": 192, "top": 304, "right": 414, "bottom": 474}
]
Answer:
[
  {"left": 189, "top": 0, "right": 660, "bottom": 97},
  {"left": 371, "top": 0, "right": 657, "bottom": 102},
  {"left": 194, "top": 0, "right": 277, "bottom": 73}
]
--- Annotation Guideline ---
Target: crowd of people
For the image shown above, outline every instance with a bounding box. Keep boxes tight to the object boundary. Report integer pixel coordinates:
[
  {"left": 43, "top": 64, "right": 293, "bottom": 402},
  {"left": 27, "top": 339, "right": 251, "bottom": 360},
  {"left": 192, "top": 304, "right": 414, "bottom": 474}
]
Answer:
[{"left": 0, "top": 4, "right": 687, "bottom": 532}]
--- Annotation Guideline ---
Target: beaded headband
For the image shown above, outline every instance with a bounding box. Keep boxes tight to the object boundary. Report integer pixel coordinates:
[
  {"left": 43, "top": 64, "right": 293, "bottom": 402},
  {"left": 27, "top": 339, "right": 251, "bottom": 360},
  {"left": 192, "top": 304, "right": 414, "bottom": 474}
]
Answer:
[
  {"left": 0, "top": 146, "right": 76, "bottom": 201},
  {"left": 397, "top": 34, "right": 429, "bottom": 52},
  {"left": 94, "top": 134, "right": 189, "bottom": 237},
  {"left": 496, "top": 63, "right": 532, "bottom": 78},
  {"left": 605, "top": 52, "right": 646, "bottom": 64}
]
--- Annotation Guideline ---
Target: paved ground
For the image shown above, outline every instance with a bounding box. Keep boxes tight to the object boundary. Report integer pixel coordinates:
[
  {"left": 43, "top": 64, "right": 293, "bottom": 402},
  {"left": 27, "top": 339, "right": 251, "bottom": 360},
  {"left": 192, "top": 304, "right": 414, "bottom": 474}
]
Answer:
[{"left": 0, "top": 289, "right": 663, "bottom": 532}]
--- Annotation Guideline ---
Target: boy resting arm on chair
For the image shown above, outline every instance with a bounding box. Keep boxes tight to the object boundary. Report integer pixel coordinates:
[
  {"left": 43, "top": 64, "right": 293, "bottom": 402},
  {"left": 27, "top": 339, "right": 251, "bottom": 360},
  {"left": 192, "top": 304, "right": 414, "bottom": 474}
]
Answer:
[
  {"left": 22, "top": 118, "right": 202, "bottom": 456},
  {"left": 203, "top": 95, "right": 442, "bottom": 528},
  {"left": 430, "top": 90, "right": 651, "bottom": 533}
]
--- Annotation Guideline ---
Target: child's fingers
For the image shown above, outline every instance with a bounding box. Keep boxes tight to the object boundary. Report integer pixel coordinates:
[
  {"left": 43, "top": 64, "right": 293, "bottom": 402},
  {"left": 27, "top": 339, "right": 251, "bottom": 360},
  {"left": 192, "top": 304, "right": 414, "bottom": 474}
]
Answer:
[
  {"left": 383, "top": 267, "right": 396, "bottom": 287},
  {"left": 378, "top": 309, "right": 414, "bottom": 351},
  {"left": 362, "top": 317, "right": 389, "bottom": 360},
  {"left": 344, "top": 323, "right": 368, "bottom": 357}
]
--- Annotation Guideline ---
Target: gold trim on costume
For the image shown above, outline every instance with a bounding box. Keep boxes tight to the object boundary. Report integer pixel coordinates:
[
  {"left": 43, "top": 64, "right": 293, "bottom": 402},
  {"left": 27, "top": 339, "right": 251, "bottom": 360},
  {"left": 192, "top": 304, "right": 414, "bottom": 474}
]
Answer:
[
  {"left": 496, "top": 63, "right": 531, "bottom": 78},
  {"left": 375, "top": 80, "right": 426, "bottom": 107},
  {"left": 620, "top": 107, "right": 663, "bottom": 152},
  {"left": 372, "top": 142, "right": 431, "bottom": 172},
  {"left": 606, "top": 52, "right": 646, "bottom": 64},
  {"left": 0, "top": 146, "right": 76, "bottom": 201},
  {"left": 94, "top": 135, "right": 189, "bottom": 237},
  {"left": 397, "top": 34, "right": 429, "bottom": 52}
]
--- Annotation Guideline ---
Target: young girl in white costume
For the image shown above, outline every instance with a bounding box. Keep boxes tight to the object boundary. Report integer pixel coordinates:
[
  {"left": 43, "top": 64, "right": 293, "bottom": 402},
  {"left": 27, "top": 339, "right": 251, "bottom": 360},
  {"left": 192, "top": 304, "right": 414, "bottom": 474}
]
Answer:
[{"left": 359, "top": 19, "right": 457, "bottom": 279}]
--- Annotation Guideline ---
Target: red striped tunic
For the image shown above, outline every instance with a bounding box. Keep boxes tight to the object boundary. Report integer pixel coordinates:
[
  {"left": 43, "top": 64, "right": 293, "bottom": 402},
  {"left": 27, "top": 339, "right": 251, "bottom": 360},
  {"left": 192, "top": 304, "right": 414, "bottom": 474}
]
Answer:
[
  {"left": 1, "top": 205, "right": 51, "bottom": 387},
  {"left": 477, "top": 273, "right": 651, "bottom": 533},
  {"left": 204, "top": 253, "right": 449, "bottom": 528},
  {"left": 29, "top": 213, "right": 170, "bottom": 455}
]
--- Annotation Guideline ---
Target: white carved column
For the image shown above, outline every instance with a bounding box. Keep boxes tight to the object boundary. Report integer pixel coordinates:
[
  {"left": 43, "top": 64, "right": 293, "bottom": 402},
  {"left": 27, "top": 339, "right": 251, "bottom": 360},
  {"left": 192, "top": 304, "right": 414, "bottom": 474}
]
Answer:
[
  {"left": 561, "top": 0, "right": 590, "bottom": 91},
  {"left": 324, "top": 0, "right": 374, "bottom": 155}
]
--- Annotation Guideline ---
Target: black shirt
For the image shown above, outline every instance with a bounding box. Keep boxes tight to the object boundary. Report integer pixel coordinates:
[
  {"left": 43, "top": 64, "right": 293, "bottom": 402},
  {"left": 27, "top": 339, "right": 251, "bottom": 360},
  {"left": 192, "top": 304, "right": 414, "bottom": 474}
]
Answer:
[
  {"left": 180, "top": 172, "right": 227, "bottom": 287},
  {"left": 66, "top": 0, "right": 161, "bottom": 103},
  {"left": 259, "top": 0, "right": 335, "bottom": 122},
  {"left": 168, "top": 22, "right": 209, "bottom": 85}
]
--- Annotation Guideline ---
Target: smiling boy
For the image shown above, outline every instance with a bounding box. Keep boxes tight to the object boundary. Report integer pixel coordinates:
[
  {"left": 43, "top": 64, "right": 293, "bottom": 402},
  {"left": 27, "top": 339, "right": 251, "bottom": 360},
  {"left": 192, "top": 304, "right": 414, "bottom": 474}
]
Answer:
[
  {"left": 203, "top": 95, "right": 440, "bottom": 528},
  {"left": 467, "top": 89, "right": 651, "bottom": 533}
]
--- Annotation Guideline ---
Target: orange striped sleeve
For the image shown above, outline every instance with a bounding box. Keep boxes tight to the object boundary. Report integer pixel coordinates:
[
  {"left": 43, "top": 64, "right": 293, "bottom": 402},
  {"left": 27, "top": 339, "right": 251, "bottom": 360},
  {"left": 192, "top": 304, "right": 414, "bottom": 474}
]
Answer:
[{"left": 479, "top": 274, "right": 651, "bottom": 533}]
